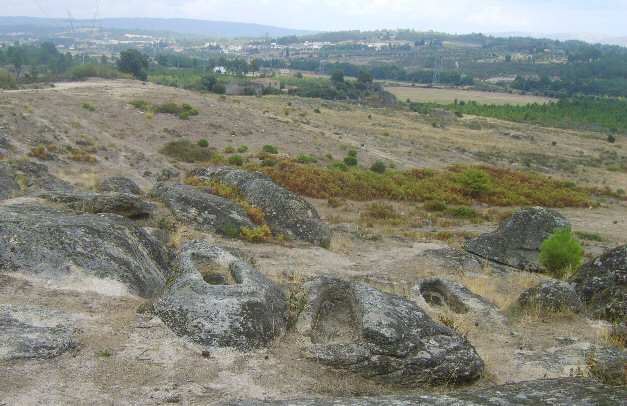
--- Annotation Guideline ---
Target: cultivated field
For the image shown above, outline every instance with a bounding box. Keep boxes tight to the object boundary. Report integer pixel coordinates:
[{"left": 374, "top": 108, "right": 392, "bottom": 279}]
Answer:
[{"left": 386, "top": 85, "right": 557, "bottom": 105}]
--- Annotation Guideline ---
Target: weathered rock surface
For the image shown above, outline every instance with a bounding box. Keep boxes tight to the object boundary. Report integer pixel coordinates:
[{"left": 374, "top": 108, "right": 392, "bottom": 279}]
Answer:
[
  {"left": 189, "top": 167, "right": 331, "bottom": 247},
  {"left": 463, "top": 206, "right": 569, "bottom": 270},
  {"left": 1, "top": 160, "right": 73, "bottom": 194},
  {"left": 0, "top": 202, "right": 170, "bottom": 297},
  {"left": 0, "top": 304, "right": 77, "bottom": 360},
  {"left": 518, "top": 280, "right": 584, "bottom": 313},
  {"left": 0, "top": 176, "right": 20, "bottom": 199},
  {"left": 225, "top": 377, "right": 627, "bottom": 405},
  {"left": 295, "top": 276, "right": 484, "bottom": 384},
  {"left": 152, "top": 241, "right": 287, "bottom": 351},
  {"left": 412, "top": 277, "right": 496, "bottom": 314},
  {"left": 96, "top": 176, "right": 142, "bottom": 195},
  {"left": 151, "top": 183, "right": 255, "bottom": 237},
  {"left": 34, "top": 190, "right": 154, "bottom": 218},
  {"left": 586, "top": 345, "right": 627, "bottom": 386},
  {"left": 570, "top": 245, "right": 627, "bottom": 323}
]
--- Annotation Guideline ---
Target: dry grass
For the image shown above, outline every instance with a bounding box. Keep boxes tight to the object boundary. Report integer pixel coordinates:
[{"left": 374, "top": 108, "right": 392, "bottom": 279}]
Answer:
[{"left": 386, "top": 86, "right": 556, "bottom": 106}]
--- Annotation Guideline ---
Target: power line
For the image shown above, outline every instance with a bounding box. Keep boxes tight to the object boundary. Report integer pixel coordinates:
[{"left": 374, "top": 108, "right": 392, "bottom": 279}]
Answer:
[{"left": 32, "top": 0, "right": 50, "bottom": 18}]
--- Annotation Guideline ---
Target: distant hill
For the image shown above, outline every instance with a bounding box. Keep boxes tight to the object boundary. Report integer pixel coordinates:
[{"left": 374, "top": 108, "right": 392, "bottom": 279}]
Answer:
[
  {"left": 0, "top": 16, "right": 317, "bottom": 38},
  {"left": 492, "top": 31, "right": 627, "bottom": 47}
]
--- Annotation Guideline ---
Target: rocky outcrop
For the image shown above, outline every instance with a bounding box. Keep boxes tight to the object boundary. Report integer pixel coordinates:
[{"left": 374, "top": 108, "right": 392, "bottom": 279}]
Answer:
[
  {"left": 463, "top": 206, "right": 569, "bottom": 270},
  {"left": 0, "top": 304, "right": 77, "bottom": 360},
  {"left": 34, "top": 190, "right": 154, "bottom": 218},
  {"left": 295, "top": 276, "right": 484, "bottom": 384},
  {"left": 518, "top": 280, "right": 584, "bottom": 314},
  {"left": 189, "top": 167, "right": 331, "bottom": 248},
  {"left": 152, "top": 241, "right": 287, "bottom": 351},
  {"left": 151, "top": 183, "right": 255, "bottom": 237},
  {"left": 1, "top": 160, "right": 73, "bottom": 195},
  {"left": 0, "top": 202, "right": 170, "bottom": 297},
  {"left": 225, "top": 377, "right": 627, "bottom": 405},
  {"left": 96, "top": 176, "right": 142, "bottom": 195},
  {"left": 570, "top": 245, "right": 626, "bottom": 323}
]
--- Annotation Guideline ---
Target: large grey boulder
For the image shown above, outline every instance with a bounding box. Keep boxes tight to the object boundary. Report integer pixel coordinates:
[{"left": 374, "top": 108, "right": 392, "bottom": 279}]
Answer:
[
  {"left": 518, "top": 280, "right": 584, "bottom": 314},
  {"left": 463, "top": 206, "right": 569, "bottom": 270},
  {"left": 152, "top": 241, "right": 287, "bottom": 351},
  {"left": 0, "top": 202, "right": 170, "bottom": 297},
  {"left": 224, "top": 377, "right": 627, "bottom": 405},
  {"left": 96, "top": 176, "right": 142, "bottom": 195},
  {"left": 0, "top": 304, "right": 77, "bottom": 360},
  {"left": 151, "top": 183, "right": 255, "bottom": 237},
  {"left": 189, "top": 167, "right": 331, "bottom": 248},
  {"left": 570, "top": 245, "right": 626, "bottom": 323},
  {"left": 34, "top": 190, "right": 154, "bottom": 218},
  {"left": 295, "top": 276, "right": 484, "bottom": 385}
]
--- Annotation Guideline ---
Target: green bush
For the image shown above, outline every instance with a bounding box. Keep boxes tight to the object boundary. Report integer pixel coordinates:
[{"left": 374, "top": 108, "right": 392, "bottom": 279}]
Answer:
[
  {"left": 370, "top": 160, "right": 386, "bottom": 173},
  {"left": 448, "top": 205, "right": 481, "bottom": 220},
  {"left": 263, "top": 144, "right": 278, "bottom": 154},
  {"left": 297, "top": 154, "right": 317, "bottom": 164},
  {"left": 347, "top": 149, "right": 358, "bottom": 157},
  {"left": 197, "top": 139, "right": 209, "bottom": 148},
  {"left": 539, "top": 228, "right": 584, "bottom": 278},
  {"left": 331, "top": 162, "right": 348, "bottom": 172},
  {"left": 261, "top": 158, "right": 276, "bottom": 167},
  {"left": 458, "top": 168, "right": 490, "bottom": 198},
  {"left": 228, "top": 154, "right": 244, "bottom": 166},
  {"left": 160, "top": 140, "right": 213, "bottom": 162},
  {"left": 343, "top": 156, "right": 358, "bottom": 166},
  {"left": 82, "top": 103, "right": 96, "bottom": 111},
  {"left": 424, "top": 199, "right": 448, "bottom": 212},
  {"left": 237, "top": 145, "right": 248, "bottom": 153},
  {"left": 224, "top": 146, "right": 235, "bottom": 153}
]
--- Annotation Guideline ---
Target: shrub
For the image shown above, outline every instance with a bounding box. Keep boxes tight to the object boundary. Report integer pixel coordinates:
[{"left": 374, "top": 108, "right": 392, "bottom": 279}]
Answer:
[
  {"left": 261, "top": 158, "right": 276, "bottom": 167},
  {"left": 228, "top": 154, "right": 244, "bottom": 166},
  {"left": 343, "top": 156, "right": 357, "bottom": 166},
  {"left": 347, "top": 149, "right": 358, "bottom": 157},
  {"left": 221, "top": 222, "right": 240, "bottom": 239},
  {"left": 237, "top": 145, "right": 248, "bottom": 153},
  {"left": 82, "top": 103, "right": 96, "bottom": 111},
  {"left": 212, "top": 84, "right": 226, "bottom": 94},
  {"left": 263, "top": 144, "right": 278, "bottom": 154},
  {"left": 539, "top": 228, "right": 584, "bottom": 278},
  {"left": 224, "top": 146, "right": 235, "bottom": 153},
  {"left": 424, "top": 199, "right": 448, "bottom": 212},
  {"left": 458, "top": 168, "right": 490, "bottom": 198},
  {"left": 239, "top": 224, "right": 272, "bottom": 242},
  {"left": 0, "top": 70, "right": 16, "bottom": 89},
  {"left": 160, "top": 140, "right": 213, "bottom": 162},
  {"left": 197, "top": 139, "right": 209, "bottom": 148},
  {"left": 607, "top": 134, "right": 616, "bottom": 143},
  {"left": 448, "top": 205, "right": 481, "bottom": 220},
  {"left": 28, "top": 145, "right": 52, "bottom": 160},
  {"left": 331, "top": 162, "right": 348, "bottom": 171},
  {"left": 297, "top": 154, "right": 317, "bottom": 164},
  {"left": 362, "top": 202, "right": 400, "bottom": 220},
  {"left": 370, "top": 160, "right": 386, "bottom": 174}
]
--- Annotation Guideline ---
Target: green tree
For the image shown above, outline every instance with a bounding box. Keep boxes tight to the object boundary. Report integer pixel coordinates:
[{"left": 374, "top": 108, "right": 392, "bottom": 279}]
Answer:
[
  {"left": 539, "top": 228, "right": 584, "bottom": 278},
  {"left": 330, "top": 69, "right": 344, "bottom": 83},
  {"left": 117, "top": 48, "right": 149, "bottom": 81},
  {"left": 7, "top": 45, "right": 27, "bottom": 79}
]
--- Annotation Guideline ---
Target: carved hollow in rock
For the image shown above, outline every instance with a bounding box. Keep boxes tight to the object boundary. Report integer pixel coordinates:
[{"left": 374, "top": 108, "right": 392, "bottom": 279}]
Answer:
[
  {"left": 192, "top": 253, "right": 237, "bottom": 286},
  {"left": 418, "top": 279, "right": 470, "bottom": 314},
  {"left": 310, "top": 280, "right": 362, "bottom": 344}
]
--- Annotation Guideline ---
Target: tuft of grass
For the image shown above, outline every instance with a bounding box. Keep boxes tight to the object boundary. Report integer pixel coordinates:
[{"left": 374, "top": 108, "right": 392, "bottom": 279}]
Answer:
[
  {"left": 82, "top": 103, "right": 96, "bottom": 111},
  {"left": 574, "top": 231, "right": 606, "bottom": 242},
  {"left": 28, "top": 145, "right": 53, "bottom": 160},
  {"left": 343, "top": 156, "right": 358, "bottom": 166},
  {"left": 297, "top": 154, "right": 317, "bottom": 164},
  {"left": 237, "top": 145, "right": 248, "bottom": 153},
  {"left": 224, "top": 146, "right": 235, "bottom": 153},
  {"left": 197, "top": 139, "right": 209, "bottom": 148},
  {"left": 228, "top": 154, "right": 244, "bottom": 166},
  {"left": 361, "top": 202, "right": 400, "bottom": 221}
]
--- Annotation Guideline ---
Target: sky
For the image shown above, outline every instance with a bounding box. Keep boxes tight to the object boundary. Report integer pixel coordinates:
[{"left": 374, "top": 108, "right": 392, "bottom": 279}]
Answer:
[{"left": 4, "top": 0, "right": 627, "bottom": 36}]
